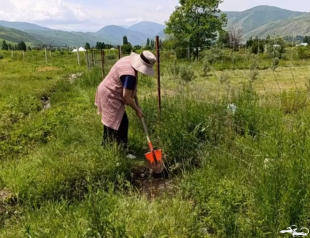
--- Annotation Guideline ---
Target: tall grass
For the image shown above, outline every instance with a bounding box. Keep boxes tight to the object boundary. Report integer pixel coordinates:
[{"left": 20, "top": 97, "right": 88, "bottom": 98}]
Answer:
[{"left": 1, "top": 49, "right": 310, "bottom": 237}]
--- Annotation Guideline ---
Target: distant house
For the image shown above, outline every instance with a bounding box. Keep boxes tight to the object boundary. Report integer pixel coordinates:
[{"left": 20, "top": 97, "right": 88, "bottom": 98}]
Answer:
[
  {"left": 297, "top": 43, "right": 308, "bottom": 47},
  {"left": 72, "top": 47, "right": 86, "bottom": 52}
]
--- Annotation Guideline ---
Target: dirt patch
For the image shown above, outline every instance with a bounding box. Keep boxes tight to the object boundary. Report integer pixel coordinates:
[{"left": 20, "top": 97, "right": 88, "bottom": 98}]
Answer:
[
  {"left": 130, "top": 165, "right": 176, "bottom": 200},
  {"left": 0, "top": 188, "right": 12, "bottom": 202},
  {"left": 37, "top": 66, "right": 59, "bottom": 72},
  {"left": 0, "top": 188, "right": 13, "bottom": 215}
]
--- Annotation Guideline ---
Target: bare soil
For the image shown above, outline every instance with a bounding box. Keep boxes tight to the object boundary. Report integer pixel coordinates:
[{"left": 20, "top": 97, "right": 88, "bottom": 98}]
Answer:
[
  {"left": 37, "top": 66, "right": 59, "bottom": 72},
  {"left": 130, "top": 165, "right": 176, "bottom": 200}
]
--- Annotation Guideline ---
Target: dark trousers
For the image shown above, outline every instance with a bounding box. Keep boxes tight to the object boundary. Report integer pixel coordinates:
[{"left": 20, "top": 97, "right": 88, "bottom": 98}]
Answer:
[{"left": 102, "top": 112, "right": 128, "bottom": 150}]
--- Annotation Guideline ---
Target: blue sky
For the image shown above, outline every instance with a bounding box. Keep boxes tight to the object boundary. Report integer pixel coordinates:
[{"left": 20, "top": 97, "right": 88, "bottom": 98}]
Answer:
[{"left": 0, "top": 0, "right": 309, "bottom": 32}]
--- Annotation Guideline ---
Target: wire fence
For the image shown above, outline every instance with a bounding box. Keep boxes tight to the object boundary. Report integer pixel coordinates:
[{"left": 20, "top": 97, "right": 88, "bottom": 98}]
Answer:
[{"left": 2, "top": 38, "right": 310, "bottom": 170}]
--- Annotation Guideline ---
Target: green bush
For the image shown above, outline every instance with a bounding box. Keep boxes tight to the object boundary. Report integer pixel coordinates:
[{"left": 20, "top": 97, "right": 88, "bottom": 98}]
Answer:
[{"left": 279, "top": 89, "right": 308, "bottom": 114}]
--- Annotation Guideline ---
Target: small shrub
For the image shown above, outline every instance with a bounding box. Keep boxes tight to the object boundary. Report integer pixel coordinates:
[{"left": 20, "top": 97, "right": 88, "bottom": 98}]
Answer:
[
  {"left": 166, "top": 60, "right": 181, "bottom": 78},
  {"left": 279, "top": 89, "right": 308, "bottom": 114},
  {"left": 106, "top": 54, "right": 116, "bottom": 61},
  {"left": 0, "top": 55, "right": 4, "bottom": 59},
  {"left": 180, "top": 66, "right": 196, "bottom": 82},
  {"left": 218, "top": 72, "right": 230, "bottom": 85},
  {"left": 271, "top": 57, "right": 279, "bottom": 71},
  {"left": 248, "top": 69, "right": 259, "bottom": 84},
  {"left": 202, "top": 59, "right": 211, "bottom": 76}
]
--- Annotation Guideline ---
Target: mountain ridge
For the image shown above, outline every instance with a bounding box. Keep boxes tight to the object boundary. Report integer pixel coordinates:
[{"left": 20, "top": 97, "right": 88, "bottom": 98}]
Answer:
[{"left": 0, "top": 5, "right": 310, "bottom": 47}]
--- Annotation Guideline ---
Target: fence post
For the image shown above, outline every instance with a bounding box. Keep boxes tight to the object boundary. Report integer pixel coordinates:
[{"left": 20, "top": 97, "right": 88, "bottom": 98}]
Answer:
[
  {"left": 45, "top": 48, "right": 47, "bottom": 63},
  {"left": 118, "top": 45, "right": 121, "bottom": 59},
  {"left": 86, "top": 50, "right": 90, "bottom": 70},
  {"left": 91, "top": 50, "right": 94, "bottom": 67},
  {"left": 100, "top": 49, "right": 105, "bottom": 78},
  {"left": 76, "top": 47, "right": 80, "bottom": 65},
  {"left": 156, "top": 36, "right": 161, "bottom": 118}
]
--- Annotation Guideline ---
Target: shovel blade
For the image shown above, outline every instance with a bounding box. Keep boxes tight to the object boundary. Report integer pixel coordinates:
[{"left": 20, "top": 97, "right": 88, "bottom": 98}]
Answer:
[
  {"left": 145, "top": 149, "right": 163, "bottom": 163},
  {"left": 145, "top": 149, "right": 164, "bottom": 173}
]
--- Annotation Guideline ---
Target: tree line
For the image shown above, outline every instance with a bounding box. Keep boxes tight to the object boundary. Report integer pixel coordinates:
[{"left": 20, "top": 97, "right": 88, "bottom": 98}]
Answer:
[
  {"left": 2, "top": 0, "right": 310, "bottom": 58},
  {"left": 1, "top": 40, "right": 27, "bottom": 51}
]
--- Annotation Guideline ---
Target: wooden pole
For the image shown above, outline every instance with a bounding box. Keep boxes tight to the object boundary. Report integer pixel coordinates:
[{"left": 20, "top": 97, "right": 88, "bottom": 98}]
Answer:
[
  {"left": 100, "top": 49, "right": 105, "bottom": 78},
  {"left": 118, "top": 45, "right": 121, "bottom": 59},
  {"left": 45, "top": 48, "right": 47, "bottom": 63},
  {"left": 156, "top": 36, "right": 161, "bottom": 117},
  {"left": 77, "top": 47, "right": 80, "bottom": 65}
]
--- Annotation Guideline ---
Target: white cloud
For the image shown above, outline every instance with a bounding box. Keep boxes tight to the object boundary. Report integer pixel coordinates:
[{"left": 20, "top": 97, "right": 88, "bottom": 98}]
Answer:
[
  {"left": 124, "top": 18, "right": 143, "bottom": 24},
  {"left": 0, "top": 0, "right": 178, "bottom": 31},
  {"left": 2, "top": 0, "right": 87, "bottom": 22}
]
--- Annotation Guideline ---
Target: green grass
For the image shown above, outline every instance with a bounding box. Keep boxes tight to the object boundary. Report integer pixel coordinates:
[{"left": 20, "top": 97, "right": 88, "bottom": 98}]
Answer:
[{"left": 1, "top": 49, "right": 310, "bottom": 237}]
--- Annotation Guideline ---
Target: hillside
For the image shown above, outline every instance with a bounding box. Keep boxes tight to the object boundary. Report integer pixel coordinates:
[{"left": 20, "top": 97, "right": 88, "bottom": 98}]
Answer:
[
  {"left": 0, "top": 21, "right": 165, "bottom": 47},
  {"left": 128, "top": 21, "right": 165, "bottom": 37},
  {"left": 95, "top": 25, "right": 151, "bottom": 45},
  {"left": 1, "top": 5, "right": 310, "bottom": 46},
  {"left": 244, "top": 13, "right": 310, "bottom": 39},
  {"left": 225, "top": 5, "right": 307, "bottom": 34},
  {"left": 26, "top": 29, "right": 107, "bottom": 47},
  {"left": 0, "top": 26, "right": 43, "bottom": 46},
  {"left": 0, "top": 20, "right": 51, "bottom": 31}
]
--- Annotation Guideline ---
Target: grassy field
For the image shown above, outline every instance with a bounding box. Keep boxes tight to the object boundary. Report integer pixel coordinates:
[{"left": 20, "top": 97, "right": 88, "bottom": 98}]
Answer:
[{"left": 1, "top": 48, "right": 310, "bottom": 237}]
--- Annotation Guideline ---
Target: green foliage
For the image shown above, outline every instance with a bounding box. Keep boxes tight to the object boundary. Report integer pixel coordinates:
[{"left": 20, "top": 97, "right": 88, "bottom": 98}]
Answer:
[
  {"left": 1, "top": 40, "right": 8, "bottom": 50},
  {"left": 123, "top": 36, "right": 129, "bottom": 45},
  {"left": 202, "top": 58, "right": 211, "bottom": 76},
  {"left": 180, "top": 66, "right": 196, "bottom": 82},
  {"left": 121, "top": 43, "right": 132, "bottom": 55},
  {"left": 95, "top": 41, "right": 105, "bottom": 50},
  {"left": 84, "top": 42, "right": 91, "bottom": 50},
  {"left": 279, "top": 89, "right": 308, "bottom": 114},
  {"left": 165, "top": 0, "right": 227, "bottom": 52},
  {"left": 166, "top": 60, "right": 181, "bottom": 77},
  {"left": 17, "top": 41, "right": 26, "bottom": 51},
  {"left": 296, "top": 46, "right": 310, "bottom": 59},
  {"left": 271, "top": 57, "right": 280, "bottom": 71},
  {"left": 2, "top": 46, "right": 310, "bottom": 238}
]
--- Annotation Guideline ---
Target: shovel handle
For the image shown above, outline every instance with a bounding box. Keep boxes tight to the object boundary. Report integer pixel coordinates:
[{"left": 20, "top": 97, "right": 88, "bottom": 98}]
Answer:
[
  {"left": 141, "top": 117, "right": 154, "bottom": 151},
  {"left": 135, "top": 96, "right": 154, "bottom": 152}
]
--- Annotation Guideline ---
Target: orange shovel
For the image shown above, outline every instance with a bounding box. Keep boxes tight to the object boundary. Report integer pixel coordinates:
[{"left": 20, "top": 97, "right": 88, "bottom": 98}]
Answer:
[
  {"left": 140, "top": 117, "right": 164, "bottom": 173},
  {"left": 134, "top": 96, "right": 164, "bottom": 173}
]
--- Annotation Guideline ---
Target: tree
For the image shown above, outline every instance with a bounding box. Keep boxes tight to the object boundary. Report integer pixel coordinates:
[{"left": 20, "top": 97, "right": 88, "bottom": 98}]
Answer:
[
  {"left": 228, "top": 24, "right": 243, "bottom": 51},
  {"left": 123, "top": 36, "right": 129, "bottom": 45},
  {"left": 251, "top": 37, "right": 264, "bottom": 54},
  {"left": 303, "top": 35, "right": 310, "bottom": 44},
  {"left": 1, "top": 40, "right": 8, "bottom": 50},
  {"left": 246, "top": 36, "right": 254, "bottom": 48},
  {"left": 217, "top": 30, "right": 230, "bottom": 47},
  {"left": 17, "top": 41, "right": 26, "bottom": 51},
  {"left": 266, "top": 35, "right": 285, "bottom": 59},
  {"left": 165, "top": 0, "right": 227, "bottom": 59},
  {"left": 96, "top": 42, "right": 105, "bottom": 49},
  {"left": 85, "top": 42, "right": 91, "bottom": 50}
]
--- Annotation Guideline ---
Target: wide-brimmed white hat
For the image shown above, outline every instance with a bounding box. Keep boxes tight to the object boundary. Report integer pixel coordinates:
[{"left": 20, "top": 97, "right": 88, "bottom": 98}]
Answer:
[{"left": 130, "top": 50, "right": 156, "bottom": 76}]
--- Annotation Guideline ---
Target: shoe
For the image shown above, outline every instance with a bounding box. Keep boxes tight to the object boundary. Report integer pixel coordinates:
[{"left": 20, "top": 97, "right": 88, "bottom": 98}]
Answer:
[{"left": 126, "top": 154, "right": 136, "bottom": 159}]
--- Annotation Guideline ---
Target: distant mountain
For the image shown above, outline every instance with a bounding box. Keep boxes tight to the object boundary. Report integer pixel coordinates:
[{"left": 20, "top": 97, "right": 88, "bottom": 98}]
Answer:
[
  {"left": 0, "top": 20, "right": 51, "bottom": 31},
  {"left": 244, "top": 13, "right": 310, "bottom": 39},
  {"left": 0, "top": 26, "right": 43, "bottom": 45},
  {"left": 1, "top": 6, "right": 310, "bottom": 47},
  {"left": 25, "top": 29, "right": 106, "bottom": 47},
  {"left": 128, "top": 21, "right": 165, "bottom": 37},
  {"left": 225, "top": 5, "right": 307, "bottom": 36},
  {"left": 95, "top": 25, "right": 151, "bottom": 45},
  {"left": 0, "top": 20, "right": 165, "bottom": 47}
]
